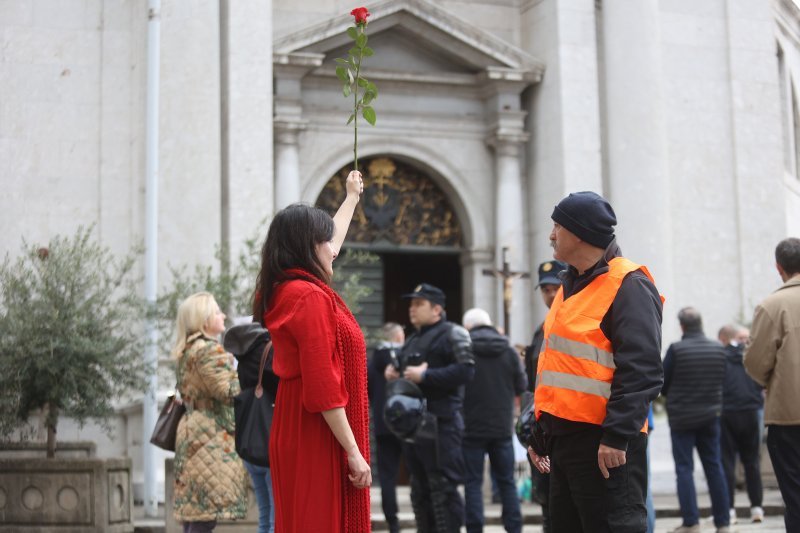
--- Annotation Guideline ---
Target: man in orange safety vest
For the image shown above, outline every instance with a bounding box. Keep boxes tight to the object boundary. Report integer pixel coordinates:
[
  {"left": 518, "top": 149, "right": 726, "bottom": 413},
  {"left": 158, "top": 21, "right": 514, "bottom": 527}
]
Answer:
[{"left": 528, "top": 191, "right": 664, "bottom": 533}]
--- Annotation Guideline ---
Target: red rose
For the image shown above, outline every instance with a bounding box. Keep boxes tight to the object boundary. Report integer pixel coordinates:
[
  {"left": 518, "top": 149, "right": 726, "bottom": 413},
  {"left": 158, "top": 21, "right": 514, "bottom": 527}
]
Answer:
[{"left": 351, "top": 7, "right": 370, "bottom": 25}]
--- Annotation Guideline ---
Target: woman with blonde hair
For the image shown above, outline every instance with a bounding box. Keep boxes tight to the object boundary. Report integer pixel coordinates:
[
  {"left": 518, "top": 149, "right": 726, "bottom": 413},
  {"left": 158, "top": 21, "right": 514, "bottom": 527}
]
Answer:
[{"left": 172, "top": 292, "right": 248, "bottom": 532}]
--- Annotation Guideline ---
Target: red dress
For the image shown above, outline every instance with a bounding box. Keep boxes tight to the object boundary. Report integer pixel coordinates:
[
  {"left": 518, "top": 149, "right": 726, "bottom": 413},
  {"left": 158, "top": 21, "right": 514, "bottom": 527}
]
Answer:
[{"left": 264, "top": 277, "right": 370, "bottom": 533}]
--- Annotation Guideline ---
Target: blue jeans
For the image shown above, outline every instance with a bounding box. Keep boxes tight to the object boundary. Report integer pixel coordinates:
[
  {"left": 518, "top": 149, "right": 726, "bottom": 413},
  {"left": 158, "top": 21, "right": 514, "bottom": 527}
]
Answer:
[
  {"left": 462, "top": 437, "right": 522, "bottom": 533},
  {"left": 670, "top": 419, "right": 729, "bottom": 528},
  {"left": 244, "top": 460, "right": 274, "bottom": 533},
  {"left": 646, "top": 440, "right": 655, "bottom": 533}
]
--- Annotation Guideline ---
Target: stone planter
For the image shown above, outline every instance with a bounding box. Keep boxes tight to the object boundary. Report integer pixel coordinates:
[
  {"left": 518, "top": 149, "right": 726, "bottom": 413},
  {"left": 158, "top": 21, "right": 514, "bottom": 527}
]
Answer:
[{"left": 0, "top": 456, "right": 133, "bottom": 533}]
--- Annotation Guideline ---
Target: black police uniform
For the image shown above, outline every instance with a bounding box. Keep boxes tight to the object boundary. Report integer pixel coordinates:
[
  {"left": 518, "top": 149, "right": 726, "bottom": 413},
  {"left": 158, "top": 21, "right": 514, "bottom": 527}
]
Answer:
[{"left": 400, "top": 317, "right": 475, "bottom": 533}]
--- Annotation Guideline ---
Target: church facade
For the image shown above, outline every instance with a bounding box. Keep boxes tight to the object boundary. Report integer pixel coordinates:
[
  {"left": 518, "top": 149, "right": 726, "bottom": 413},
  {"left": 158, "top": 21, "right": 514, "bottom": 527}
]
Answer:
[{"left": 2, "top": 0, "right": 800, "bottom": 498}]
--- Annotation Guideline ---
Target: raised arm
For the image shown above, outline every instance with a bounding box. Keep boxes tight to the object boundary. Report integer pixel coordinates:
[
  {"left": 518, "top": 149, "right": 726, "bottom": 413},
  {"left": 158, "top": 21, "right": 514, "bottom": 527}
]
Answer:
[{"left": 331, "top": 170, "right": 364, "bottom": 254}]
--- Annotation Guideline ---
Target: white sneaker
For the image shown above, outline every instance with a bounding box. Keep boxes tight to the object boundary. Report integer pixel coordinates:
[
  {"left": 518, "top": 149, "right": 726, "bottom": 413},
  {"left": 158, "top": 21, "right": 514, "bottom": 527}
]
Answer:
[
  {"left": 729, "top": 507, "right": 738, "bottom": 524},
  {"left": 751, "top": 505, "right": 765, "bottom": 523}
]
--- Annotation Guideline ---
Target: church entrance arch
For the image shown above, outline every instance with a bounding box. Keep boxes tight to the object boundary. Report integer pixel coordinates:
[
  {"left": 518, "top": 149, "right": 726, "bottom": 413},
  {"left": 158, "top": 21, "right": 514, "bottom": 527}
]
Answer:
[{"left": 316, "top": 156, "right": 464, "bottom": 337}]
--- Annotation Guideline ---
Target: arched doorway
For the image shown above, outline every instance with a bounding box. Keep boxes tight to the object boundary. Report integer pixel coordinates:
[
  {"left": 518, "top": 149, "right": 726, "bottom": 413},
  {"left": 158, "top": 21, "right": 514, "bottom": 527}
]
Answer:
[{"left": 316, "top": 156, "right": 464, "bottom": 338}]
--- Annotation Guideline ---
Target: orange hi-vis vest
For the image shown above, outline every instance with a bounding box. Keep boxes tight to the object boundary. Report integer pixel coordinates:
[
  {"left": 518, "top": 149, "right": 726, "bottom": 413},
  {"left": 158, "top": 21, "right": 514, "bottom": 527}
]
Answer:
[{"left": 534, "top": 257, "right": 662, "bottom": 432}]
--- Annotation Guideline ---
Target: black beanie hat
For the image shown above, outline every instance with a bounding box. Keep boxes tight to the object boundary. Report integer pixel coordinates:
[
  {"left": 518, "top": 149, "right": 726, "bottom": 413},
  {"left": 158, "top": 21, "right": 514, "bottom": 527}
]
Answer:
[{"left": 551, "top": 191, "right": 617, "bottom": 249}]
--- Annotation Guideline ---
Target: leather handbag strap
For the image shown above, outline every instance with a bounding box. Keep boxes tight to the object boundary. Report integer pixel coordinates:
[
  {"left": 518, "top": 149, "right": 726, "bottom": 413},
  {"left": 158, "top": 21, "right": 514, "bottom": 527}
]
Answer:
[{"left": 255, "top": 340, "right": 273, "bottom": 399}]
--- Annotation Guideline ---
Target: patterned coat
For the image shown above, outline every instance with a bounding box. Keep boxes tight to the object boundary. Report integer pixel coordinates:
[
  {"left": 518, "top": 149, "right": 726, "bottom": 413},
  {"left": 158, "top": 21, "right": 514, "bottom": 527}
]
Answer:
[{"left": 173, "top": 333, "right": 248, "bottom": 522}]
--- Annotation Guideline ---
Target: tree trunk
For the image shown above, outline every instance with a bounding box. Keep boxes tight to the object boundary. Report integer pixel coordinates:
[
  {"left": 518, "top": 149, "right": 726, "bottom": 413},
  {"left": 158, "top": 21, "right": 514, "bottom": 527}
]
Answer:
[{"left": 46, "top": 403, "right": 58, "bottom": 458}]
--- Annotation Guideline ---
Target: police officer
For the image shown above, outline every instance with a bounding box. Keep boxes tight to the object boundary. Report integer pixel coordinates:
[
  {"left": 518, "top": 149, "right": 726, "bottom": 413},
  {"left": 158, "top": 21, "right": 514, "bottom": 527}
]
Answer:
[
  {"left": 520, "top": 260, "right": 565, "bottom": 533},
  {"left": 384, "top": 283, "right": 475, "bottom": 533},
  {"left": 524, "top": 260, "right": 567, "bottom": 391}
]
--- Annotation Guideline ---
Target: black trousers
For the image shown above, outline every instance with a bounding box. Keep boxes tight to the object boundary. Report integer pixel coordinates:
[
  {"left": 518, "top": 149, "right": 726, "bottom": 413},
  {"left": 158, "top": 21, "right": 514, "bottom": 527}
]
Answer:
[
  {"left": 767, "top": 425, "right": 800, "bottom": 533},
  {"left": 183, "top": 521, "right": 216, "bottom": 533},
  {"left": 720, "top": 409, "right": 763, "bottom": 508},
  {"left": 549, "top": 426, "right": 647, "bottom": 533},
  {"left": 376, "top": 433, "right": 404, "bottom": 531},
  {"left": 531, "top": 464, "right": 552, "bottom": 533},
  {"left": 404, "top": 416, "right": 465, "bottom": 533}
]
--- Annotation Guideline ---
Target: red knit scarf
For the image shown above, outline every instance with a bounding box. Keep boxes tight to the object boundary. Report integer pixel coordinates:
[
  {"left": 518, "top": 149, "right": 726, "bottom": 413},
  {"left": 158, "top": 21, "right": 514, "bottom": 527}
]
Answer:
[{"left": 285, "top": 269, "right": 371, "bottom": 532}]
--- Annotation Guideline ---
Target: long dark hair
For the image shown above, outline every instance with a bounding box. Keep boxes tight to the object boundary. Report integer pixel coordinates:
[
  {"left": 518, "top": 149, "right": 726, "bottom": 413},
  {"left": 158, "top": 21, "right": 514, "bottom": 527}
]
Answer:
[{"left": 252, "top": 203, "right": 335, "bottom": 324}]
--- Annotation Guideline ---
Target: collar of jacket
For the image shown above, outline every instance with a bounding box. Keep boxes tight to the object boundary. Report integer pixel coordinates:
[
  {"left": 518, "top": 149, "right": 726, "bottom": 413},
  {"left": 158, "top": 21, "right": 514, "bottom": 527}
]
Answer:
[
  {"left": 417, "top": 318, "right": 445, "bottom": 335},
  {"left": 680, "top": 330, "right": 706, "bottom": 340},
  {"left": 776, "top": 277, "right": 800, "bottom": 292},
  {"left": 562, "top": 238, "right": 622, "bottom": 298}
]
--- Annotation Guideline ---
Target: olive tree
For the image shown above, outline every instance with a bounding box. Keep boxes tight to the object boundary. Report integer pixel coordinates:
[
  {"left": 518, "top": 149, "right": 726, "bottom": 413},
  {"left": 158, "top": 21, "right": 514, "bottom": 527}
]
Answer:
[{"left": 0, "top": 227, "right": 149, "bottom": 457}]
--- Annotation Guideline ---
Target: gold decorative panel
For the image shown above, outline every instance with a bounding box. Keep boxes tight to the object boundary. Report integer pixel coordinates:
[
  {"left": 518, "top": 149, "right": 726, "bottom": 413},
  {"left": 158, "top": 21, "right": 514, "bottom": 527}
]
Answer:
[{"left": 317, "top": 157, "right": 462, "bottom": 247}]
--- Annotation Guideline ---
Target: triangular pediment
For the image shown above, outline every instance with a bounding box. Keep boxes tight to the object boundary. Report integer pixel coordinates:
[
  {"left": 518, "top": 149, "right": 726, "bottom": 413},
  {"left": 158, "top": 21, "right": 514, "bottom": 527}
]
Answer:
[{"left": 273, "top": 0, "right": 544, "bottom": 77}]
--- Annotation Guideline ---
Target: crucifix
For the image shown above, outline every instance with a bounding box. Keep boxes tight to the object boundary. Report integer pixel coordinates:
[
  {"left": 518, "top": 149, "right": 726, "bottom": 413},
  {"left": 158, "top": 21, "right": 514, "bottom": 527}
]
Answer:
[{"left": 482, "top": 246, "right": 530, "bottom": 338}]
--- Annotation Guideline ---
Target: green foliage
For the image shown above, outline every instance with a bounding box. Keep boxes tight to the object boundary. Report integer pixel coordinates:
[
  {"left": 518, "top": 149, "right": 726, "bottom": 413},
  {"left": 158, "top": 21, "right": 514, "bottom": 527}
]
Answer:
[
  {"left": 0, "top": 227, "right": 149, "bottom": 440},
  {"left": 339, "top": 23, "right": 379, "bottom": 171},
  {"left": 154, "top": 236, "right": 261, "bottom": 354},
  {"left": 332, "top": 249, "right": 379, "bottom": 314}
]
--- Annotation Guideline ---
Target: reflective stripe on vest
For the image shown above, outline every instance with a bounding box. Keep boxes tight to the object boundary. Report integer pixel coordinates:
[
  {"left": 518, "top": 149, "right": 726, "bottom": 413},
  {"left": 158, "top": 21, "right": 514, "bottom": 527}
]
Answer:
[{"left": 534, "top": 257, "right": 660, "bottom": 431}]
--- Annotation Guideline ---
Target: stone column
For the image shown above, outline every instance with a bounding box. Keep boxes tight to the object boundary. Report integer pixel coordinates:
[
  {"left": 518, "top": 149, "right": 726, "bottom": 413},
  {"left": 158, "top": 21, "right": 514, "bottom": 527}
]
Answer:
[
  {"left": 274, "top": 121, "right": 305, "bottom": 211},
  {"left": 460, "top": 247, "right": 495, "bottom": 316},
  {"left": 222, "top": 0, "right": 273, "bottom": 264},
  {"left": 482, "top": 68, "right": 535, "bottom": 344},
  {"left": 488, "top": 132, "right": 530, "bottom": 343},
  {"left": 273, "top": 53, "right": 322, "bottom": 211},
  {"left": 600, "top": 0, "right": 674, "bottom": 305}
]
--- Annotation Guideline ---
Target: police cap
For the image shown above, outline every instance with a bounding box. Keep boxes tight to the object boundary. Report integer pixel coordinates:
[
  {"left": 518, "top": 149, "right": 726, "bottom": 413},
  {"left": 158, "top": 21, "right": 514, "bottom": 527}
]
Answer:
[
  {"left": 536, "top": 260, "right": 567, "bottom": 288},
  {"left": 402, "top": 283, "right": 446, "bottom": 307}
]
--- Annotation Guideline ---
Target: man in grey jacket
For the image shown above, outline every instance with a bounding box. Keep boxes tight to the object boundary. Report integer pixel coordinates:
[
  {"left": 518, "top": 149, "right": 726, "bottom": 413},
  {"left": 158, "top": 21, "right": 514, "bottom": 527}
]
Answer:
[{"left": 745, "top": 237, "right": 800, "bottom": 533}]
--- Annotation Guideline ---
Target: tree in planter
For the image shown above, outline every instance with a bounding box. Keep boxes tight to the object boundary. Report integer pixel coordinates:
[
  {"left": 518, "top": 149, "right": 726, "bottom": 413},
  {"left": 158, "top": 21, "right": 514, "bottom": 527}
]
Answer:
[{"left": 0, "top": 227, "right": 149, "bottom": 458}]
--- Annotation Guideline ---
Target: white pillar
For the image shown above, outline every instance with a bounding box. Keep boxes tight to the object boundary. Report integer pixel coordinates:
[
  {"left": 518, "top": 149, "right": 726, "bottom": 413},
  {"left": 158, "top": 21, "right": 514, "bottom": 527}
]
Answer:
[
  {"left": 223, "top": 0, "right": 273, "bottom": 261},
  {"left": 273, "top": 53, "right": 322, "bottom": 211},
  {"left": 489, "top": 133, "right": 530, "bottom": 345},
  {"left": 481, "top": 68, "right": 535, "bottom": 345},
  {"left": 274, "top": 123, "right": 304, "bottom": 211},
  {"left": 600, "top": 0, "right": 674, "bottom": 304},
  {"left": 142, "top": 0, "right": 161, "bottom": 517}
]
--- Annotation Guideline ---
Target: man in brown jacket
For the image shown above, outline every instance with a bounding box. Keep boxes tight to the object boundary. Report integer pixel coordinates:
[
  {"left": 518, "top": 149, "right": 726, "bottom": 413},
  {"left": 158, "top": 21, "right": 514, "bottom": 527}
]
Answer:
[{"left": 744, "top": 237, "right": 800, "bottom": 533}]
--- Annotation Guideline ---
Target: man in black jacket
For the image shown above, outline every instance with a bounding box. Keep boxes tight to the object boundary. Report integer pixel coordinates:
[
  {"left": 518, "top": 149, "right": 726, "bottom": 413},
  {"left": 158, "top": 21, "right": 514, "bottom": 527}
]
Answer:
[
  {"left": 663, "top": 308, "right": 730, "bottom": 533},
  {"left": 367, "top": 322, "right": 406, "bottom": 533},
  {"left": 461, "top": 308, "right": 527, "bottom": 533},
  {"left": 384, "top": 283, "right": 475, "bottom": 532},
  {"left": 527, "top": 191, "right": 663, "bottom": 533},
  {"left": 718, "top": 324, "right": 764, "bottom": 524}
]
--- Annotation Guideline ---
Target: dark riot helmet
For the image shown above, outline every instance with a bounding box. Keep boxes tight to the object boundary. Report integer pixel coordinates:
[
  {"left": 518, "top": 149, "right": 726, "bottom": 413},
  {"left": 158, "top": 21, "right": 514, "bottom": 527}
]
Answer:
[{"left": 383, "top": 379, "right": 426, "bottom": 440}]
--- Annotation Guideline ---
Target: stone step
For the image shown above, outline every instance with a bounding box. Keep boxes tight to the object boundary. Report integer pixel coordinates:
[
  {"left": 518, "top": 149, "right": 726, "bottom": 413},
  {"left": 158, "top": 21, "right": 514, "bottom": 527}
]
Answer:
[{"left": 134, "top": 486, "right": 786, "bottom": 532}]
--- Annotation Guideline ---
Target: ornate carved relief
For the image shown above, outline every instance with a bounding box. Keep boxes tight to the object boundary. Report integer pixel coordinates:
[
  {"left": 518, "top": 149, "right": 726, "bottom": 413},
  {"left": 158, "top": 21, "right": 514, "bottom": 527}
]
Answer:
[{"left": 317, "top": 157, "right": 462, "bottom": 247}]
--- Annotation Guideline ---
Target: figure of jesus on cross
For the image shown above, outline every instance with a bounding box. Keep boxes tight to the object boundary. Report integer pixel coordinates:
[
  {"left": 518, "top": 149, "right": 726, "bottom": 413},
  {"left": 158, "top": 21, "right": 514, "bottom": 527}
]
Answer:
[{"left": 482, "top": 246, "right": 529, "bottom": 338}]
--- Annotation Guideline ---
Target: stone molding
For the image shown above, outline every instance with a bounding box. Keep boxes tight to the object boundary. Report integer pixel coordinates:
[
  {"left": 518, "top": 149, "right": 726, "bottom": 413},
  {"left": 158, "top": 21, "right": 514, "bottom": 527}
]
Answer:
[{"left": 273, "top": 0, "right": 545, "bottom": 76}]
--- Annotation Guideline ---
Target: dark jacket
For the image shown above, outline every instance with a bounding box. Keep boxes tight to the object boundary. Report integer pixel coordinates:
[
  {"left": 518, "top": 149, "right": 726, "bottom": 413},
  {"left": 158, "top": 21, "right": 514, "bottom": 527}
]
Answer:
[
  {"left": 368, "top": 342, "right": 403, "bottom": 436},
  {"left": 524, "top": 323, "right": 544, "bottom": 393},
  {"left": 222, "top": 323, "right": 279, "bottom": 397},
  {"left": 399, "top": 318, "right": 475, "bottom": 418},
  {"left": 663, "top": 330, "right": 726, "bottom": 431},
  {"left": 464, "top": 325, "right": 527, "bottom": 439},
  {"left": 722, "top": 343, "right": 763, "bottom": 413},
  {"left": 538, "top": 240, "right": 664, "bottom": 451}
]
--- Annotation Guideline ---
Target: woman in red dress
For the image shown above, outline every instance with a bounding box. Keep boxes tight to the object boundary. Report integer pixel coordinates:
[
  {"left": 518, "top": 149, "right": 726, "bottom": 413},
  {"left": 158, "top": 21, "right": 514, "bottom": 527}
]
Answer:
[{"left": 252, "top": 170, "right": 372, "bottom": 533}]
